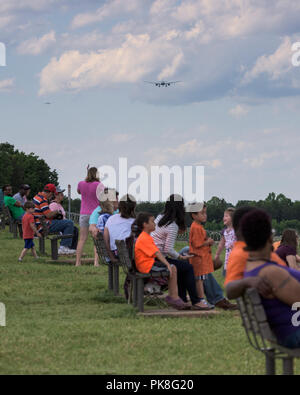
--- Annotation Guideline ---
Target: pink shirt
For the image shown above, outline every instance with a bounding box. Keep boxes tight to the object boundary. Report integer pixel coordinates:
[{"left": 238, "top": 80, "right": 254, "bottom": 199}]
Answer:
[
  {"left": 77, "top": 181, "right": 104, "bottom": 215},
  {"left": 49, "top": 202, "right": 66, "bottom": 219}
]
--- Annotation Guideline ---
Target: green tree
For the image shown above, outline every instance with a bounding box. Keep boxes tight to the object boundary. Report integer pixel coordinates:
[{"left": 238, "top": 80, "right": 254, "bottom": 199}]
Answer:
[{"left": 0, "top": 142, "right": 59, "bottom": 197}]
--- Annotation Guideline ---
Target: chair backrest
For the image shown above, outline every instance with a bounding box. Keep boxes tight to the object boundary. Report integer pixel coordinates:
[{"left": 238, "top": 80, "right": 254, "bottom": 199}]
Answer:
[
  {"left": 93, "top": 232, "right": 111, "bottom": 265},
  {"left": 115, "top": 238, "right": 134, "bottom": 274},
  {"left": 237, "top": 288, "right": 276, "bottom": 352}
]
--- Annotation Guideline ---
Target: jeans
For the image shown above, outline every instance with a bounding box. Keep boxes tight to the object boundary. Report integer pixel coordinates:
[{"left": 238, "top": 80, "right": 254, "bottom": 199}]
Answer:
[
  {"left": 178, "top": 246, "right": 225, "bottom": 305},
  {"left": 281, "top": 329, "right": 300, "bottom": 349},
  {"left": 167, "top": 257, "right": 200, "bottom": 305},
  {"left": 49, "top": 219, "right": 74, "bottom": 248}
]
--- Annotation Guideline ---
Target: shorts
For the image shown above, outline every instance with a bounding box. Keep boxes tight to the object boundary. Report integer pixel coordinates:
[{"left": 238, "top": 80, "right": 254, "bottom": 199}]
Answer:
[
  {"left": 79, "top": 214, "right": 90, "bottom": 228},
  {"left": 24, "top": 239, "right": 34, "bottom": 249}
]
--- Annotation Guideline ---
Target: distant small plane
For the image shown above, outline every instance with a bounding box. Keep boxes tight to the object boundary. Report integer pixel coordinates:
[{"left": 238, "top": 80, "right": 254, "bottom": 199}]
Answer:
[
  {"left": 44, "top": 102, "right": 51, "bottom": 105},
  {"left": 144, "top": 80, "right": 181, "bottom": 87}
]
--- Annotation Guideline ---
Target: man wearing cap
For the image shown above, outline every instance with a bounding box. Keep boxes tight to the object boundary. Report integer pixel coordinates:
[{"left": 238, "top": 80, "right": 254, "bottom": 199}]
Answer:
[
  {"left": 33, "top": 184, "right": 75, "bottom": 255},
  {"left": 13, "top": 184, "right": 31, "bottom": 207}
]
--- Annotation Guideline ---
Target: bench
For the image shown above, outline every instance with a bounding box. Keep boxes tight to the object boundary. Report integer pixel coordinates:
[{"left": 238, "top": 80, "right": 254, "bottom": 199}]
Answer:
[
  {"left": 237, "top": 288, "right": 300, "bottom": 375},
  {"left": 38, "top": 217, "right": 73, "bottom": 260},
  {"left": 93, "top": 232, "right": 121, "bottom": 295},
  {"left": 3, "top": 205, "right": 22, "bottom": 238},
  {"left": 115, "top": 238, "right": 170, "bottom": 312}
]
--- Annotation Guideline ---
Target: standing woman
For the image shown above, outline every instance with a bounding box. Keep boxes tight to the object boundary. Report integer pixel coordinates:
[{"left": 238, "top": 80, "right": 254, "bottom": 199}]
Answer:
[
  {"left": 151, "top": 194, "right": 212, "bottom": 310},
  {"left": 76, "top": 167, "right": 104, "bottom": 266}
]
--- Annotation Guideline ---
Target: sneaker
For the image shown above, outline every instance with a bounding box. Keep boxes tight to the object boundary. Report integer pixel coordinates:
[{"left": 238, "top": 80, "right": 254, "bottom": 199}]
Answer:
[
  {"left": 192, "top": 299, "right": 215, "bottom": 311},
  {"left": 58, "top": 246, "right": 76, "bottom": 255},
  {"left": 58, "top": 246, "right": 68, "bottom": 255},
  {"left": 18, "top": 258, "right": 22, "bottom": 263},
  {"left": 215, "top": 298, "right": 238, "bottom": 310}
]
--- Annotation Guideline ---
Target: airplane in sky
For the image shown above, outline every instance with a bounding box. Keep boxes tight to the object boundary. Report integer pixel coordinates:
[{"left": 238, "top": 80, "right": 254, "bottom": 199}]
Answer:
[{"left": 144, "top": 80, "right": 181, "bottom": 87}]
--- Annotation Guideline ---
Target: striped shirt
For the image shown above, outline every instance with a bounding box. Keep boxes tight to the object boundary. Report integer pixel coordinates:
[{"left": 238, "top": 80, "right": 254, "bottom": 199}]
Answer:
[
  {"left": 151, "top": 214, "right": 180, "bottom": 259},
  {"left": 33, "top": 192, "right": 52, "bottom": 231}
]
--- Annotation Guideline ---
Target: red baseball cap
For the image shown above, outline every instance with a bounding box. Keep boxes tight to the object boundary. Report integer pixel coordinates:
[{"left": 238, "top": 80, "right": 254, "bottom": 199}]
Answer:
[{"left": 44, "top": 184, "right": 57, "bottom": 194}]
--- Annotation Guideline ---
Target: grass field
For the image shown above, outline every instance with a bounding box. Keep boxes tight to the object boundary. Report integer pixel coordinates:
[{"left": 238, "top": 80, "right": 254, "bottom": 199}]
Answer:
[{"left": 0, "top": 228, "right": 299, "bottom": 375}]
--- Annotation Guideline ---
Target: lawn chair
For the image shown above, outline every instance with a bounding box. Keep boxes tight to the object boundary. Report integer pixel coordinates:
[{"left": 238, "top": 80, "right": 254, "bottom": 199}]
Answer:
[
  {"left": 115, "top": 238, "right": 169, "bottom": 312},
  {"left": 237, "top": 288, "right": 300, "bottom": 375},
  {"left": 93, "top": 232, "right": 120, "bottom": 295}
]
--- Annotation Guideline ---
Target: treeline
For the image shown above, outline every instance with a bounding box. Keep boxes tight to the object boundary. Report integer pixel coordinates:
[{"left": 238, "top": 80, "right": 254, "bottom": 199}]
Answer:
[
  {"left": 67, "top": 193, "right": 300, "bottom": 235},
  {"left": 0, "top": 142, "right": 58, "bottom": 196}
]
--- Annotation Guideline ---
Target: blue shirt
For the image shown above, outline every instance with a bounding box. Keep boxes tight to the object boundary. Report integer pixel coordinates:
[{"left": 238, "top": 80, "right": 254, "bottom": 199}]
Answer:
[{"left": 89, "top": 207, "right": 119, "bottom": 225}]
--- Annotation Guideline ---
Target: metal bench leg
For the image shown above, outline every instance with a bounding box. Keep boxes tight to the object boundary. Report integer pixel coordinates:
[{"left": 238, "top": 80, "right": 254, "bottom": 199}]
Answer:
[
  {"left": 265, "top": 350, "right": 276, "bottom": 375},
  {"left": 132, "top": 278, "right": 137, "bottom": 307},
  {"left": 12, "top": 223, "right": 18, "bottom": 239},
  {"left": 51, "top": 239, "right": 58, "bottom": 260},
  {"left": 137, "top": 278, "right": 144, "bottom": 312},
  {"left": 39, "top": 237, "right": 46, "bottom": 255},
  {"left": 113, "top": 264, "right": 119, "bottom": 296},
  {"left": 282, "top": 357, "right": 294, "bottom": 375},
  {"left": 108, "top": 263, "right": 114, "bottom": 291}
]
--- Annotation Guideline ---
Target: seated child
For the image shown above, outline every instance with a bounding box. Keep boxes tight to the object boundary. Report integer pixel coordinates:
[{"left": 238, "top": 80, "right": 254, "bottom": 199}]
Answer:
[
  {"left": 188, "top": 203, "right": 215, "bottom": 309},
  {"left": 18, "top": 201, "right": 42, "bottom": 262},
  {"left": 134, "top": 212, "right": 188, "bottom": 310},
  {"left": 215, "top": 207, "right": 236, "bottom": 276}
]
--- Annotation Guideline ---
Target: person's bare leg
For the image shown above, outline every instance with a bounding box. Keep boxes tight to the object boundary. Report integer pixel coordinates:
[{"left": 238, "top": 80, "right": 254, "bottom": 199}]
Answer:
[
  {"left": 75, "top": 227, "right": 89, "bottom": 266},
  {"left": 19, "top": 248, "right": 28, "bottom": 260},
  {"left": 94, "top": 247, "right": 99, "bottom": 267},
  {"left": 167, "top": 266, "right": 179, "bottom": 299},
  {"left": 196, "top": 279, "right": 205, "bottom": 299},
  {"left": 31, "top": 247, "right": 38, "bottom": 258}
]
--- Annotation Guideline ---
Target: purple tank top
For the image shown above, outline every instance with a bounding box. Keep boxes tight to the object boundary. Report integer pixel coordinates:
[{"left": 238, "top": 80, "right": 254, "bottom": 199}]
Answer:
[{"left": 244, "top": 262, "right": 300, "bottom": 343}]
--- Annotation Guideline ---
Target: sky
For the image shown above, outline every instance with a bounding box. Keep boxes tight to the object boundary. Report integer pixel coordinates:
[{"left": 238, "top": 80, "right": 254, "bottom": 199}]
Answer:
[{"left": 1, "top": 0, "right": 300, "bottom": 204}]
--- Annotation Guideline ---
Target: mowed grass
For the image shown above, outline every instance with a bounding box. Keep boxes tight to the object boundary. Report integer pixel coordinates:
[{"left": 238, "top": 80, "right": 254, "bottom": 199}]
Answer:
[{"left": 0, "top": 229, "right": 299, "bottom": 375}]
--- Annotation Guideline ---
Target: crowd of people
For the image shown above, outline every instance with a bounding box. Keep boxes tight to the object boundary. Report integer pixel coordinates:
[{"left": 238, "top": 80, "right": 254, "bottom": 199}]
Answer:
[{"left": 2, "top": 165, "right": 300, "bottom": 348}]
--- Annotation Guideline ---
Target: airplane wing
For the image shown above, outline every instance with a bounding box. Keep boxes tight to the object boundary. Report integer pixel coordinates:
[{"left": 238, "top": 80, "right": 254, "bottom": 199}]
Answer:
[
  {"left": 168, "top": 81, "right": 181, "bottom": 84},
  {"left": 144, "top": 81, "right": 156, "bottom": 85}
]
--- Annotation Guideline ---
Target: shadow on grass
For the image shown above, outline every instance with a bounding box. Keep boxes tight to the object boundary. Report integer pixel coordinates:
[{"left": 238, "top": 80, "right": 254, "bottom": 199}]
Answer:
[{"left": 93, "top": 290, "right": 127, "bottom": 304}]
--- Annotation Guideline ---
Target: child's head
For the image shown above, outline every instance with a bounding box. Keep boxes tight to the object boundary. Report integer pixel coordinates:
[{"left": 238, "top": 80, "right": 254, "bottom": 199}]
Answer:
[
  {"left": 232, "top": 206, "right": 256, "bottom": 240},
  {"left": 187, "top": 203, "right": 207, "bottom": 223},
  {"left": 119, "top": 194, "right": 136, "bottom": 219},
  {"left": 98, "top": 188, "right": 119, "bottom": 214},
  {"left": 281, "top": 229, "right": 298, "bottom": 251},
  {"left": 133, "top": 212, "right": 155, "bottom": 237},
  {"left": 24, "top": 201, "right": 35, "bottom": 213},
  {"left": 223, "top": 207, "right": 235, "bottom": 227}
]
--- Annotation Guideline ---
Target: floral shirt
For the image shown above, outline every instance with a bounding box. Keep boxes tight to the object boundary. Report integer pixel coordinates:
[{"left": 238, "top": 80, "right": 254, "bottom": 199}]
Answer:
[{"left": 222, "top": 227, "right": 237, "bottom": 270}]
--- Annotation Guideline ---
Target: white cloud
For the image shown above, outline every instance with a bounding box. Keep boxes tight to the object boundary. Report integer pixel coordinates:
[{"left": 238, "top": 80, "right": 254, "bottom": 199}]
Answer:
[
  {"left": 0, "top": 78, "right": 14, "bottom": 92},
  {"left": 243, "top": 151, "right": 280, "bottom": 168},
  {"left": 71, "top": 0, "right": 141, "bottom": 29},
  {"left": 17, "top": 30, "right": 56, "bottom": 55},
  {"left": 39, "top": 33, "right": 183, "bottom": 95},
  {"left": 229, "top": 104, "right": 249, "bottom": 118},
  {"left": 242, "top": 36, "right": 293, "bottom": 84}
]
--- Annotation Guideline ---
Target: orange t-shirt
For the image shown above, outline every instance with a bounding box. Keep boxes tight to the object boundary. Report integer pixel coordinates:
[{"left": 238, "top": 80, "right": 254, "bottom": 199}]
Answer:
[
  {"left": 189, "top": 221, "right": 214, "bottom": 276},
  {"left": 135, "top": 231, "right": 159, "bottom": 274},
  {"left": 273, "top": 241, "right": 281, "bottom": 251},
  {"left": 224, "top": 241, "right": 287, "bottom": 285},
  {"left": 22, "top": 212, "right": 35, "bottom": 239}
]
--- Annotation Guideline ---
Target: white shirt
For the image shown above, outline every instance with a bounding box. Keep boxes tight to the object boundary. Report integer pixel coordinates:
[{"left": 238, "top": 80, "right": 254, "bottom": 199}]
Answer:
[
  {"left": 105, "top": 213, "right": 135, "bottom": 251},
  {"left": 151, "top": 214, "right": 180, "bottom": 259}
]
